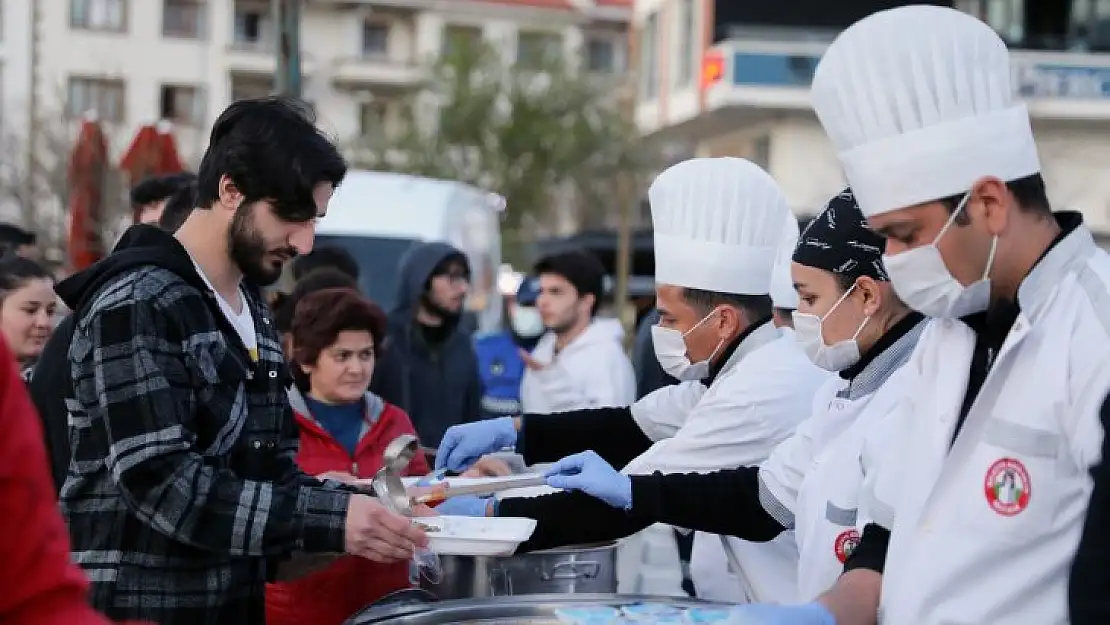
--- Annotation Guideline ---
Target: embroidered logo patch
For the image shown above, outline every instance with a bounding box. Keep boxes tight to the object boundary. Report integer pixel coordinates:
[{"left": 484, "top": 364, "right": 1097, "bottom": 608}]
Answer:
[
  {"left": 834, "top": 529, "right": 860, "bottom": 563},
  {"left": 984, "top": 457, "right": 1031, "bottom": 516}
]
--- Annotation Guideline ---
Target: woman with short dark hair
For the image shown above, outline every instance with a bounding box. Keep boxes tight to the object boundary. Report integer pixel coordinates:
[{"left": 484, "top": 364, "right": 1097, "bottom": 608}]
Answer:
[{"left": 266, "top": 287, "right": 428, "bottom": 625}]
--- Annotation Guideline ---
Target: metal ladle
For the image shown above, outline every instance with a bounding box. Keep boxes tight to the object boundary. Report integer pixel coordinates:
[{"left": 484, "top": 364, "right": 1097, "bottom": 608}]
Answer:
[
  {"left": 370, "top": 434, "right": 420, "bottom": 515},
  {"left": 371, "top": 434, "right": 443, "bottom": 584}
]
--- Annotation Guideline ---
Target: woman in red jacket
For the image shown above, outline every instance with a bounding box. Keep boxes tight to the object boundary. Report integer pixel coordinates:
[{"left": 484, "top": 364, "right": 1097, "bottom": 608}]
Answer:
[{"left": 266, "top": 288, "right": 431, "bottom": 625}]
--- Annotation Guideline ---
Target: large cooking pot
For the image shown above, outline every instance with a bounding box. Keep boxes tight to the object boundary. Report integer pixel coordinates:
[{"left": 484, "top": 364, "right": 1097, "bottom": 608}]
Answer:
[
  {"left": 420, "top": 542, "right": 618, "bottom": 599},
  {"left": 346, "top": 593, "right": 731, "bottom": 624}
]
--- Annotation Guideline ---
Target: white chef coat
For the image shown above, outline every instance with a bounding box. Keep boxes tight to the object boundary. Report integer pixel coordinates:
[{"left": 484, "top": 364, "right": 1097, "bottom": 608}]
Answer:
[
  {"left": 770, "top": 337, "right": 923, "bottom": 602},
  {"left": 859, "top": 220, "right": 1110, "bottom": 625},
  {"left": 622, "top": 321, "right": 832, "bottom": 601},
  {"left": 521, "top": 317, "right": 636, "bottom": 414}
]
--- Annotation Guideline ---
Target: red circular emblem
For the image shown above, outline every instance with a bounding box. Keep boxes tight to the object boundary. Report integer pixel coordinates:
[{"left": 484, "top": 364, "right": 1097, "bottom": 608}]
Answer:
[
  {"left": 833, "top": 529, "right": 860, "bottom": 563},
  {"left": 983, "top": 457, "right": 1031, "bottom": 516}
]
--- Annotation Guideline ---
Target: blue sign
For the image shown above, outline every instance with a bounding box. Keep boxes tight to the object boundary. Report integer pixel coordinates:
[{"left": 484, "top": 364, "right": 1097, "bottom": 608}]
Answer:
[
  {"left": 1013, "top": 63, "right": 1110, "bottom": 99},
  {"left": 731, "top": 52, "right": 821, "bottom": 88}
]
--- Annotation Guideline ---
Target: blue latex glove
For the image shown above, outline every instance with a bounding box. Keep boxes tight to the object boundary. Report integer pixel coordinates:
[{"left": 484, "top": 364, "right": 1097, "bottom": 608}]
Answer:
[
  {"left": 434, "top": 495, "right": 492, "bottom": 517},
  {"left": 435, "top": 416, "right": 517, "bottom": 472},
  {"left": 543, "top": 451, "right": 632, "bottom": 509},
  {"left": 725, "top": 603, "right": 836, "bottom": 625}
]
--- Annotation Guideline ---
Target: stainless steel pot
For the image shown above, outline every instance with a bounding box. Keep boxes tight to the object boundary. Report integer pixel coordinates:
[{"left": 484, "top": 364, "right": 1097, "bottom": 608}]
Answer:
[
  {"left": 420, "top": 542, "right": 618, "bottom": 599},
  {"left": 346, "top": 593, "right": 731, "bottom": 625}
]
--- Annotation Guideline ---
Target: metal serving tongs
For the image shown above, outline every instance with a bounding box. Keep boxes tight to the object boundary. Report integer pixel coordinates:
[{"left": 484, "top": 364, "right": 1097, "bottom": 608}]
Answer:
[{"left": 411, "top": 474, "right": 549, "bottom": 505}]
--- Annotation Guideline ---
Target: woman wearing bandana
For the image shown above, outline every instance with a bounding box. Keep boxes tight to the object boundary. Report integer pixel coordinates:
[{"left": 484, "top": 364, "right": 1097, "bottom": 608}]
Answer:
[{"left": 540, "top": 189, "right": 930, "bottom": 603}]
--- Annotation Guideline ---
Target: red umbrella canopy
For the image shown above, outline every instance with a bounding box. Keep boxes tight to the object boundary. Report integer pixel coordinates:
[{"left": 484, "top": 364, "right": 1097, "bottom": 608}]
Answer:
[
  {"left": 120, "top": 121, "right": 185, "bottom": 221},
  {"left": 68, "top": 115, "right": 110, "bottom": 272}
]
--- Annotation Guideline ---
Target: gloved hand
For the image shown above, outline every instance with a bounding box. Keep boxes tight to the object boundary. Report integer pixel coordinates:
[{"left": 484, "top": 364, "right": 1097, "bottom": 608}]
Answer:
[
  {"left": 434, "top": 495, "right": 493, "bottom": 517},
  {"left": 543, "top": 451, "right": 632, "bottom": 510},
  {"left": 435, "top": 417, "right": 517, "bottom": 472},
  {"left": 725, "top": 603, "right": 836, "bottom": 625}
]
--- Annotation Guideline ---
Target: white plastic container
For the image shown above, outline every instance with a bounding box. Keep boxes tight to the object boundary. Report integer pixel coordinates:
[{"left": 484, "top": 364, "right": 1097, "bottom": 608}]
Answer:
[{"left": 417, "top": 516, "right": 538, "bottom": 556}]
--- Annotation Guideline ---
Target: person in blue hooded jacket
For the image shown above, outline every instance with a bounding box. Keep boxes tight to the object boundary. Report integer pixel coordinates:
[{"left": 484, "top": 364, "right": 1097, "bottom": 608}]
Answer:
[
  {"left": 473, "top": 276, "right": 545, "bottom": 418},
  {"left": 370, "top": 242, "right": 483, "bottom": 450}
]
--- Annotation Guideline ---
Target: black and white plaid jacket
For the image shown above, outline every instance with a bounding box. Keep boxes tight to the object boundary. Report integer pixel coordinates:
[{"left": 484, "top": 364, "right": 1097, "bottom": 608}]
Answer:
[{"left": 60, "top": 249, "right": 350, "bottom": 625}]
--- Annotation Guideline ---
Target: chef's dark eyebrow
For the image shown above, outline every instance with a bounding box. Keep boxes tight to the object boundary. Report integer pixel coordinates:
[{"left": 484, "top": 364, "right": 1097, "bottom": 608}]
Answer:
[{"left": 872, "top": 221, "right": 915, "bottom": 239}]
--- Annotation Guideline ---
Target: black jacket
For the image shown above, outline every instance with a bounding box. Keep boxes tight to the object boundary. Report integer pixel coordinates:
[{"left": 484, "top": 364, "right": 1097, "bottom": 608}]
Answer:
[{"left": 370, "top": 241, "right": 483, "bottom": 448}]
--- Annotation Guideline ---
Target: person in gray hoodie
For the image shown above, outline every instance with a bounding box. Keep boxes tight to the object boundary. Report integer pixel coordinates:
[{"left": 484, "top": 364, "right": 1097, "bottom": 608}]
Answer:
[{"left": 370, "top": 241, "right": 483, "bottom": 450}]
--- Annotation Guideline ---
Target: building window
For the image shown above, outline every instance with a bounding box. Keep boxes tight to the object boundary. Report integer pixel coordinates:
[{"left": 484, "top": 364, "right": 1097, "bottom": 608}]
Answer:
[
  {"left": 160, "top": 84, "right": 205, "bottom": 126},
  {"left": 640, "top": 13, "right": 659, "bottom": 98},
  {"left": 359, "top": 101, "right": 387, "bottom": 137},
  {"left": 71, "top": 0, "right": 127, "bottom": 32},
  {"left": 233, "top": 9, "right": 270, "bottom": 48},
  {"left": 362, "top": 21, "right": 390, "bottom": 57},
  {"left": 586, "top": 37, "right": 616, "bottom": 73},
  {"left": 163, "top": 0, "right": 205, "bottom": 39},
  {"left": 675, "top": 0, "right": 695, "bottom": 87},
  {"left": 517, "top": 31, "right": 562, "bottom": 69},
  {"left": 231, "top": 78, "right": 272, "bottom": 102},
  {"left": 67, "top": 77, "right": 125, "bottom": 122},
  {"left": 442, "top": 24, "right": 482, "bottom": 58}
]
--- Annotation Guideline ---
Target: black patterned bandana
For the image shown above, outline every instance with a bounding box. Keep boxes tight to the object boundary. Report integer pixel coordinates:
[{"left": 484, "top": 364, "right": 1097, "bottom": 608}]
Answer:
[{"left": 793, "top": 188, "right": 889, "bottom": 281}]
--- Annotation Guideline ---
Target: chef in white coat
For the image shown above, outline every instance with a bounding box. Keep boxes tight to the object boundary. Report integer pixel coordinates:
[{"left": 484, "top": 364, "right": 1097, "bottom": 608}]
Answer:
[
  {"left": 688, "top": 208, "right": 805, "bottom": 603},
  {"left": 433, "top": 157, "right": 829, "bottom": 598},
  {"left": 544, "top": 189, "right": 929, "bottom": 603},
  {"left": 716, "top": 6, "right": 1110, "bottom": 625},
  {"left": 772, "top": 213, "right": 802, "bottom": 330},
  {"left": 519, "top": 249, "right": 636, "bottom": 414}
]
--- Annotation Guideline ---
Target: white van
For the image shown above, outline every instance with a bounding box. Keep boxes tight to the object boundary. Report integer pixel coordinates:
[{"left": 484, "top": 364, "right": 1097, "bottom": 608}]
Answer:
[{"left": 314, "top": 170, "right": 504, "bottom": 333}]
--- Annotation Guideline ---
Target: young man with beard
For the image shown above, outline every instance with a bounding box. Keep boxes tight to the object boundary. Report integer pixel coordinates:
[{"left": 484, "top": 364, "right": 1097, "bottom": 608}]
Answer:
[
  {"left": 370, "top": 241, "right": 483, "bottom": 450},
  {"left": 518, "top": 250, "right": 635, "bottom": 414},
  {"left": 56, "top": 97, "right": 427, "bottom": 625}
]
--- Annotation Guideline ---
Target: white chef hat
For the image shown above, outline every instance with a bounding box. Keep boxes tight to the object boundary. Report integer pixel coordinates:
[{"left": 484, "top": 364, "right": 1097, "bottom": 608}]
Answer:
[
  {"left": 649, "top": 157, "right": 789, "bottom": 295},
  {"left": 770, "top": 213, "right": 800, "bottom": 309},
  {"left": 810, "top": 6, "right": 1041, "bottom": 218}
]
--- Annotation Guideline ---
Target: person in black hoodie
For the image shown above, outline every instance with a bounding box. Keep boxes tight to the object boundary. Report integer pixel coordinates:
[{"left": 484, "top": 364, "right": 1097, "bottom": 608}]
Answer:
[{"left": 370, "top": 241, "right": 482, "bottom": 450}]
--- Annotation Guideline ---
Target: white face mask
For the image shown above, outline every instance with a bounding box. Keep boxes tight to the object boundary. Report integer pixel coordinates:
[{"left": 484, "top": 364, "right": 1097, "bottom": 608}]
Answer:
[
  {"left": 509, "top": 306, "right": 545, "bottom": 338},
  {"left": 882, "top": 192, "right": 998, "bottom": 319},
  {"left": 792, "top": 284, "right": 870, "bottom": 372},
  {"left": 651, "top": 308, "right": 725, "bottom": 381}
]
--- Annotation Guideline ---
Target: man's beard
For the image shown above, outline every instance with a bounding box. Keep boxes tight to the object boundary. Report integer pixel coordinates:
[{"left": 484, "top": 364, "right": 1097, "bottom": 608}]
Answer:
[
  {"left": 548, "top": 310, "right": 580, "bottom": 336},
  {"left": 228, "top": 206, "right": 294, "bottom": 287},
  {"left": 419, "top": 293, "right": 462, "bottom": 323}
]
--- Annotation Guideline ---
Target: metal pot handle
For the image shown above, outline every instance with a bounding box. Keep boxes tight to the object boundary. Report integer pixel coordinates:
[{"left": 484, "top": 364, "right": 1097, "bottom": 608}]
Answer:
[
  {"left": 488, "top": 566, "right": 514, "bottom": 596},
  {"left": 540, "top": 560, "right": 600, "bottom": 581}
]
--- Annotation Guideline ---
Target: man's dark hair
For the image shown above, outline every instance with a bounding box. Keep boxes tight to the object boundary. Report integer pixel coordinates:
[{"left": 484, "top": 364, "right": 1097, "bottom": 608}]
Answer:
[
  {"left": 130, "top": 172, "right": 197, "bottom": 208},
  {"left": 157, "top": 181, "right": 197, "bottom": 232},
  {"left": 273, "top": 267, "right": 360, "bottom": 334},
  {"left": 196, "top": 96, "right": 347, "bottom": 223},
  {"left": 682, "top": 287, "right": 773, "bottom": 325},
  {"left": 534, "top": 249, "right": 606, "bottom": 316},
  {"left": 0, "top": 224, "right": 35, "bottom": 248},
  {"left": 291, "top": 246, "right": 360, "bottom": 281},
  {"left": 938, "top": 173, "right": 1052, "bottom": 225}
]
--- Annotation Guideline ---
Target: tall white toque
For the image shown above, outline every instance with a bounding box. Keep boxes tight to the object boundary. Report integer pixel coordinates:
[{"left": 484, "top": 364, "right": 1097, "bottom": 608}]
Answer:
[
  {"left": 770, "top": 212, "right": 800, "bottom": 309},
  {"left": 649, "top": 157, "right": 790, "bottom": 295},
  {"left": 810, "top": 5, "right": 1041, "bottom": 218}
]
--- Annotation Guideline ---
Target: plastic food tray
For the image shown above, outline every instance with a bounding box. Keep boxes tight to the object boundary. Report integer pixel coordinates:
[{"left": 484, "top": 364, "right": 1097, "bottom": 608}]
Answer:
[{"left": 417, "top": 516, "right": 538, "bottom": 556}]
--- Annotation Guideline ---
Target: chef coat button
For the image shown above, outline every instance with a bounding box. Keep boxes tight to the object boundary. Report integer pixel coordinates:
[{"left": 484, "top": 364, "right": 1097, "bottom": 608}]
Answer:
[
  {"left": 268, "top": 370, "right": 278, "bottom": 379},
  {"left": 253, "top": 440, "right": 262, "bottom": 449},
  {"left": 266, "top": 441, "right": 276, "bottom": 449}
]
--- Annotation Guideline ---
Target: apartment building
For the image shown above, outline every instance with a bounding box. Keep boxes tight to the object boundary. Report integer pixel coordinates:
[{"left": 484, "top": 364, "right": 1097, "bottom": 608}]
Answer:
[
  {"left": 636, "top": 0, "right": 1110, "bottom": 239},
  {"left": 17, "top": 0, "right": 630, "bottom": 165}
]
